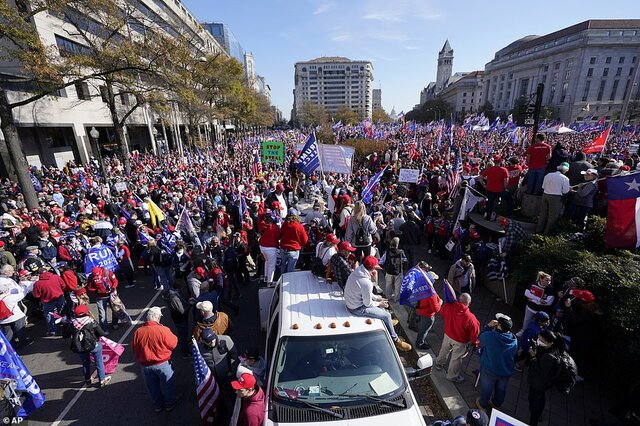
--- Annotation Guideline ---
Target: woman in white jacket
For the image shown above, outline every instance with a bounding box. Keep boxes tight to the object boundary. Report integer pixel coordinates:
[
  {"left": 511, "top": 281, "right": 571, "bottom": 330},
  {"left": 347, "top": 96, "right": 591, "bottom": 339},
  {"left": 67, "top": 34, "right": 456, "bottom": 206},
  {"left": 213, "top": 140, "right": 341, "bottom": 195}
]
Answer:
[{"left": 0, "top": 265, "right": 31, "bottom": 348}]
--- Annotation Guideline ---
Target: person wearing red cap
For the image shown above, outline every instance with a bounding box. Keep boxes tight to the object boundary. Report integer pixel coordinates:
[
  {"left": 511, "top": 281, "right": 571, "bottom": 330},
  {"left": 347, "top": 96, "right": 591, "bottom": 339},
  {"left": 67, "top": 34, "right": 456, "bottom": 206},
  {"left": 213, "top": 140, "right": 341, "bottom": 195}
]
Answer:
[
  {"left": 344, "top": 255, "right": 411, "bottom": 352},
  {"left": 315, "top": 233, "right": 339, "bottom": 268},
  {"left": 87, "top": 266, "right": 119, "bottom": 334},
  {"left": 231, "top": 373, "right": 265, "bottom": 426},
  {"left": 479, "top": 156, "right": 511, "bottom": 221},
  {"left": 329, "top": 241, "right": 356, "bottom": 290},
  {"left": 62, "top": 304, "right": 111, "bottom": 387},
  {"left": 265, "top": 183, "right": 287, "bottom": 219},
  {"left": 32, "top": 263, "right": 66, "bottom": 336}
]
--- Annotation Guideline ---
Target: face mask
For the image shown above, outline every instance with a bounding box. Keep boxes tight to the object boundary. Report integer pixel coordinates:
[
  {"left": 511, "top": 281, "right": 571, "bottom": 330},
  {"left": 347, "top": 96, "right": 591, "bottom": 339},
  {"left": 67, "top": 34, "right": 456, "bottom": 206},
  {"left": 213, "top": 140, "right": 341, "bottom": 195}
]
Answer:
[
  {"left": 536, "top": 338, "right": 550, "bottom": 348},
  {"left": 176, "top": 250, "right": 184, "bottom": 256}
]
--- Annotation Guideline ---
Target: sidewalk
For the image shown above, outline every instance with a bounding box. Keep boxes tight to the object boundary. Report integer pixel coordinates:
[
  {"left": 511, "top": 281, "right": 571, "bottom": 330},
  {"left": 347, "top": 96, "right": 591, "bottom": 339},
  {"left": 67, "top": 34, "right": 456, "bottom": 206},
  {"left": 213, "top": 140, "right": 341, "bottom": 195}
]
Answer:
[{"left": 390, "top": 250, "right": 618, "bottom": 426}]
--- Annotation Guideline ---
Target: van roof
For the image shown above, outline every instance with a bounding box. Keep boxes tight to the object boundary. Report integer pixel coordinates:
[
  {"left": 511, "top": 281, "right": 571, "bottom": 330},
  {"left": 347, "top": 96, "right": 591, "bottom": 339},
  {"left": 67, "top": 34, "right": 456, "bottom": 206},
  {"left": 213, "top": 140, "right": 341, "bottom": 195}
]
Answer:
[{"left": 277, "top": 271, "right": 386, "bottom": 336}]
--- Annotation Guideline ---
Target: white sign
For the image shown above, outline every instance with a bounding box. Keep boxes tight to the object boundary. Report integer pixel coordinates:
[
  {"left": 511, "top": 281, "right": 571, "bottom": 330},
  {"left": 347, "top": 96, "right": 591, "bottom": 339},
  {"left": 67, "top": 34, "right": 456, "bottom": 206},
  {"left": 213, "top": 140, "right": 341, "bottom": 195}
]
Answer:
[
  {"left": 296, "top": 144, "right": 354, "bottom": 175},
  {"left": 53, "top": 150, "right": 75, "bottom": 169},
  {"left": 114, "top": 182, "right": 127, "bottom": 192},
  {"left": 26, "top": 155, "right": 42, "bottom": 169},
  {"left": 399, "top": 168, "right": 420, "bottom": 183},
  {"left": 489, "top": 408, "right": 529, "bottom": 426},
  {"left": 630, "top": 143, "right": 639, "bottom": 154}
]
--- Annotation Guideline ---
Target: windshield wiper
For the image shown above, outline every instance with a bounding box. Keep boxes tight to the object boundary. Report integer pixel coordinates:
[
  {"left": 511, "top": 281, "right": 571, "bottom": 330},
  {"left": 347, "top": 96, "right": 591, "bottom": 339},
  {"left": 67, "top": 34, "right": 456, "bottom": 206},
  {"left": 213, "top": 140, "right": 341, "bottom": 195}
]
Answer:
[
  {"left": 276, "top": 392, "right": 344, "bottom": 419},
  {"left": 338, "top": 393, "right": 405, "bottom": 408}
]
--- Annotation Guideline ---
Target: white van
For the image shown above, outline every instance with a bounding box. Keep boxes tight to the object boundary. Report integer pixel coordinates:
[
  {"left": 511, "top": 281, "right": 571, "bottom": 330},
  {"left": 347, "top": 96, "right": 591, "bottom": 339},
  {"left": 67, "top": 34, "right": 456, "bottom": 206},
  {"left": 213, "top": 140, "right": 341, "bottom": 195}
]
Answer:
[{"left": 260, "top": 271, "right": 433, "bottom": 425}]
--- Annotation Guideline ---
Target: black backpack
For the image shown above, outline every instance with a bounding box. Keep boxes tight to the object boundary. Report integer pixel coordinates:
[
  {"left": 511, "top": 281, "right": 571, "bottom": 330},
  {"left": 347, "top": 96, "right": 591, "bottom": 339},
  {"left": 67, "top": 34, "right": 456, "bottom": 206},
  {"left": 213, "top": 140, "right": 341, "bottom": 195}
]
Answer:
[
  {"left": 70, "top": 324, "right": 98, "bottom": 353},
  {"left": 311, "top": 247, "right": 331, "bottom": 277},
  {"left": 552, "top": 352, "right": 578, "bottom": 394},
  {"left": 384, "top": 250, "right": 403, "bottom": 276},
  {"left": 354, "top": 217, "right": 371, "bottom": 247}
]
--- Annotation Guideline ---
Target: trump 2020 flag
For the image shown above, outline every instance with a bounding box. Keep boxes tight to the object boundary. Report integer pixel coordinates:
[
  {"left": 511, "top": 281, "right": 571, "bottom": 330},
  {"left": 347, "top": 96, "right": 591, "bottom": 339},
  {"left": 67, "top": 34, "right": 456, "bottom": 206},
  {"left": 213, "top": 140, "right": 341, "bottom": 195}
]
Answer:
[
  {"left": 606, "top": 173, "right": 640, "bottom": 248},
  {"left": 361, "top": 166, "right": 387, "bottom": 205},
  {"left": 294, "top": 132, "right": 320, "bottom": 175},
  {"left": 0, "top": 331, "right": 45, "bottom": 417},
  {"left": 84, "top": 244, "right": 119, "bottom": 274},
  {"left": 398, "top": 266, "right": 437, "bottom": 306},
  {"left": 191, "top": 338, "right": 220, "bottom": 424}
]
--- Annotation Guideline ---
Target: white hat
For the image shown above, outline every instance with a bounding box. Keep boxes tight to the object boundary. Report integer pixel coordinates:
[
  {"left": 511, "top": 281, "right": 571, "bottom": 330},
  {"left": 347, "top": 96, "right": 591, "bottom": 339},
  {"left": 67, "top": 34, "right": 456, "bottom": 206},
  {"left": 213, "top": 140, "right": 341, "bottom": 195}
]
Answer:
[
  {"left": 196, "top": 300, "right": 214, "bottom": 312},
  {"left": 252, "top": 195, "right": 261, "bottom": 203},
  {"left": 148, "top": 306, "right": 163, "bottom": 318},
  {"left": 580, "top": 168, "right": 599, "bottom": 176}
]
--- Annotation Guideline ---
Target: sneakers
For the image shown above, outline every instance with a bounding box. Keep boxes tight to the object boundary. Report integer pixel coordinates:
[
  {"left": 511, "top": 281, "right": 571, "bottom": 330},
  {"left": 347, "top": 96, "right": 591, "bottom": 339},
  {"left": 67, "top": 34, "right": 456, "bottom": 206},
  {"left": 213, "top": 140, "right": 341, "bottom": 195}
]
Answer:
[
  {"left": 391, "top": 318, "right": 399, "bottom": 326},
  {"left": 447, "top": 375, "right": 465, "bottom": 383},
  {"left": 85, "top": 378, "right": 94, "bottom": 386},
  {"left": 100, "top": 376, "right": 112, "bottom": 387},
  {"left": 434, "top": 363, "right": 445, "bottom": 371},
  {"left": 394, "top": 338, "right": 411, "bottom": 352},
  {"left": 417, "top": 342, "right": 431, "bottom": 350}
]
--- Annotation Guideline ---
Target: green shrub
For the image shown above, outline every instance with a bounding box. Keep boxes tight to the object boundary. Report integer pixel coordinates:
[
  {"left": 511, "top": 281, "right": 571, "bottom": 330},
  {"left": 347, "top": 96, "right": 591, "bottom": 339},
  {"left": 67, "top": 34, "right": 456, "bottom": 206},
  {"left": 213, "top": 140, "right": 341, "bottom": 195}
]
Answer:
[
  {"left": 341, "top": 138, "right": 388, "bottom": 161},
  {"left": 315, "top": 128, "right": 335, "bottom": 145}
]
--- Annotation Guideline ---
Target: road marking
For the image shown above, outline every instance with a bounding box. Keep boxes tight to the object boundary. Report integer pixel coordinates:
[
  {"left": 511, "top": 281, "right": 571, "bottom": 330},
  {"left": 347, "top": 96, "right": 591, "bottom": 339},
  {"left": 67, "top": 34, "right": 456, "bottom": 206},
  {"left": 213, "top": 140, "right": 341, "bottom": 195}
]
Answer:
[{"left": 51, "top": 290, "right": 163, "bottom": 426}]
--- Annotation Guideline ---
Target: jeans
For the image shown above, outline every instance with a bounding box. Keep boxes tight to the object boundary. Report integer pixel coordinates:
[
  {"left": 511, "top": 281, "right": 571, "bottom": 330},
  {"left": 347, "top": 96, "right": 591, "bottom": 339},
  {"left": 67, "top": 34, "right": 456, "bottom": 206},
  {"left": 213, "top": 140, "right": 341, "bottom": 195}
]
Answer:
[
  {"left": 528, "top": 386, "right": 547, "bottom": 425},
  {"left": 43, "top": 297, "right": 65, "bottom": 333},
  {"left": 348, "top": 305, "right": 398, "bottom": 340},
  {"left": 141, "top": 361, "right": 177, "bottom": 410},
  {"left": 260, "top": 246, "right": 279, "bottom": 283},
  {"left": 416, "top": 315, "right": 435, "bottom": 346},
  {"left": 384, "top": 273, "right": 403, "bottom": 301},
  {"left": 527, "top": 169, "right": 546, "bottom": 195},
  {"left": 96, "top": 297, "right": 119, "bottom": 332},
  {"left": 78, "top": 341, "right": 106, "bottom": 382},
  {"left": 280, "top": 250, "right": 300, "bottom": 274},
  {"left": 1, "top": 317, "right": 26, "bottom": 345},
  {"left": 155, "top": 266, "right": 173, "bottom": 290},
  {"left": 479, "top": 369, "right": 510, "bottom": 408}
]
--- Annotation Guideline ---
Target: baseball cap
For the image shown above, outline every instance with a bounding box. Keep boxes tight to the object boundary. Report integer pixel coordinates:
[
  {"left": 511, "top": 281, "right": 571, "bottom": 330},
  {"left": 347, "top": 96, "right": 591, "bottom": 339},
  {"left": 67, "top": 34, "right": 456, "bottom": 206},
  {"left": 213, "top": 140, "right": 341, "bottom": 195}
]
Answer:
[
  {"left": 148, "top": 306, "right": 163, "bottom": 318},
  {"left": 337, "top": 241, "right": 356, "bottom": 252},
  {"left": 495, "top": 313, "right": 513, "bottom": 331},
  {"left": 196, "top": 300, "right": 214, "bottom": 312},
  {"left": 325, "top": 233, "right": 340, "bottom": 244},
  {"left": 493, "top": 155, "right": 502, "bottom": 162},
  {"left": 74, "top": 305, "right": 89, "bottom": 317},
  {"left": 533, "top": 311, "right": 550, "bottom": 323},
  {"left": 195, "top": 266, "right": 207, "bottom": 277},
  {"left": 0, "top": 241, "right": 4, "bottom": 248},
  {"left": 200, "top": 328, "right": 217, "bottom": 344},
  {"left": 580, "top": 168, "right": 599, "bottom": 176},
  {"left": 570, "top": 289, "right": 595, "bottom": 302},
  {"left": 276, "top": 184, "right": 284, "bottom": 192},
  {"left": 231, "top": 373, "right": 257, "bottom": 390},
  {"left": 466, "top": 408, "right": 489, "bottom": 426},
  {"left": 557, "top": 162, "right": 570, "bottom": 170},
  {"left": 362, "top": 255, "right": 383, "bottom": 270}
]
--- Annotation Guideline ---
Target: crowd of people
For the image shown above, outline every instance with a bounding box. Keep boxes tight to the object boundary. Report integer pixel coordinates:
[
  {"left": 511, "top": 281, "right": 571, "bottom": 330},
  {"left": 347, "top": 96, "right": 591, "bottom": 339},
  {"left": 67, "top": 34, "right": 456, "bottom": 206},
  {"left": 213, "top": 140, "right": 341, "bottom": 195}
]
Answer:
[{"left": 0, "top": 120, "right": 636, "bottom": 424}]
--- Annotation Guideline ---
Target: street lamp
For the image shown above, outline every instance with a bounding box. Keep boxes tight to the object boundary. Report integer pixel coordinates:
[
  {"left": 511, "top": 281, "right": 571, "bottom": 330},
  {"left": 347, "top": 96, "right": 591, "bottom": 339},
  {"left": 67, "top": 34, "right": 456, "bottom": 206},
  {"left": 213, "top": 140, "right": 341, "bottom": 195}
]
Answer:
[{"left": 89, "top": 127, "right": 107, "bottom": 179}]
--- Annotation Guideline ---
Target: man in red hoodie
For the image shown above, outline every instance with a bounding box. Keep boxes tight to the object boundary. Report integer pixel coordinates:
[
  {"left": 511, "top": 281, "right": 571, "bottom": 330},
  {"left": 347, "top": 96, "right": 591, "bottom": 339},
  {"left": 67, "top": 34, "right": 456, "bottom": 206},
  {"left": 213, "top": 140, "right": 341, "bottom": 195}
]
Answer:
[
  {"left": 32, "top": 265, "right": 65, "bottom": 336},
  {"left": 87, "top": 266, "right": 119, "bottom": 334},
  {"left": 435, "top": 279, "right": 480, "bottom": 383},
  {"left": 231, "top": 373, "right": 265, "bottom": 426}
]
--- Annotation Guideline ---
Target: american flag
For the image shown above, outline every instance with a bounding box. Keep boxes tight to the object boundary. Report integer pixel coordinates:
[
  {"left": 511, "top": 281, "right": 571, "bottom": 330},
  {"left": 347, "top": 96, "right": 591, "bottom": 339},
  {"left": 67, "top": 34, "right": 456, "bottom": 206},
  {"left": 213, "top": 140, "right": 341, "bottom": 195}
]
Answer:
[
  {"left": 446, "top": 146, "right": 463, "bottom": 199},
  {"left": 191, "top": 338, "right": 220, "bottom": 425},
  {"left": 251, "top": 152, "right": 262, "bottom": 176}
]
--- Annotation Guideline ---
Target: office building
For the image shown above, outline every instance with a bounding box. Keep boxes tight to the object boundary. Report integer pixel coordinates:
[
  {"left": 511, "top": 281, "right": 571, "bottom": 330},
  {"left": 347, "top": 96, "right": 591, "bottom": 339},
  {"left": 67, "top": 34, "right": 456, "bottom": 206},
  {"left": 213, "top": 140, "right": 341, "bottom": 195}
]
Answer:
[
  {"left": 373, "top": 88, "right": 382, "bottom": 110},
  {"left": 437, "top": 71, "right": 485, "bottom": 116},
  {"left": 420, "top": 40, "right": 454, "bottom": 103},
  {"left": 293, "top": 57, "right": 374, "bottom": 120},
  {"left": 202, "top": 22, "right": 244, "bottom": 65}
]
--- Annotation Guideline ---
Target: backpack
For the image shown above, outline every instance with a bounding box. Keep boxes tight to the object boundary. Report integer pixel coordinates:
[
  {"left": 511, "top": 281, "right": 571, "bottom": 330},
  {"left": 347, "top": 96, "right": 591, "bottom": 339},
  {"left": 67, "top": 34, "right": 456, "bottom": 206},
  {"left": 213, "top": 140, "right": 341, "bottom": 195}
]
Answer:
[
  {"left": 76, "top": 272, "right": 88, "bottom": 288},
  {"left": 70, "top": 324, "right": 98, "bottom": 353},
  {"left": 384, "top": 250, "right": 403, "bottom": 276},
  {"left": 311, "top": 247, "right": 331, "bottom": 277},
  {"left": 354, "top": 217, "right": 371, "bottom": 247},
  {"left": 552, "top": 352, "right": 578, "bottom": 394},
  {"left": 223, "top": 246, "right": 239, "bottom": 271}
]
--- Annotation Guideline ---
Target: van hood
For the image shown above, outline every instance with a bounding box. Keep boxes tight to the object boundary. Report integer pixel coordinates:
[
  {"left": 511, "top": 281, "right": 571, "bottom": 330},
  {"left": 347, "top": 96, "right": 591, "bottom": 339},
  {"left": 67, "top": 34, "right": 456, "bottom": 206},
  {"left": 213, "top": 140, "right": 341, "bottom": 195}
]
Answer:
[{"left": 265, "top": 403, "right": 426, "bottom": 426}]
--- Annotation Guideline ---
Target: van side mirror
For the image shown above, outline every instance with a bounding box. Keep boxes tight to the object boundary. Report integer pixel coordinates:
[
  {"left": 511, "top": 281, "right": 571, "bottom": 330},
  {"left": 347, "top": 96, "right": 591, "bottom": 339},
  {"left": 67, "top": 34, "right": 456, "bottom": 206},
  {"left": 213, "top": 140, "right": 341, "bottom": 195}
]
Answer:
[{"left": 405, "top": 354, "right": 433, "bottom": 380}]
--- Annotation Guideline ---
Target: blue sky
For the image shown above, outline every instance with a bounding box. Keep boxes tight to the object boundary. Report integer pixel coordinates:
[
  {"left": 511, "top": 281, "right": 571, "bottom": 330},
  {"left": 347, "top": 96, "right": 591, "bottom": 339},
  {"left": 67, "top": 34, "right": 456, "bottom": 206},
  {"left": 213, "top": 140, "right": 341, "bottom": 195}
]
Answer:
[{"left": 182, "top": 0, "right": 637, "bottom": 120}]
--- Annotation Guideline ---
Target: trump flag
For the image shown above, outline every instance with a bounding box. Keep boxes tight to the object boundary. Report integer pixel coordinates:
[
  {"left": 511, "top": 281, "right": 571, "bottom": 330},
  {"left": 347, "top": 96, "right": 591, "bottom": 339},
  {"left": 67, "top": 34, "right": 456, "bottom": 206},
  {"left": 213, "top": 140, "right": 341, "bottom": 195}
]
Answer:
[
  {"left": 606, "top": 172, "right": 640, "bottom": 249},
  {"left": 398, "top": 266, "right": 437, "bottom": 306},
  {"left": 294, "top": 132, "right": 320, "bottom": 175}
]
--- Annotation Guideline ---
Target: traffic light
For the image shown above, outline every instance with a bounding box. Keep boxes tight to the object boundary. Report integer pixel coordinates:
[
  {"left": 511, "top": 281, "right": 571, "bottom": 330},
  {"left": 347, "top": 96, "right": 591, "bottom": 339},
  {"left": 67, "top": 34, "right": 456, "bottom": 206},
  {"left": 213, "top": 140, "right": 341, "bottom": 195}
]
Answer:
[{"left": 524, "top": 105, "right": 535, "bottom": 126}]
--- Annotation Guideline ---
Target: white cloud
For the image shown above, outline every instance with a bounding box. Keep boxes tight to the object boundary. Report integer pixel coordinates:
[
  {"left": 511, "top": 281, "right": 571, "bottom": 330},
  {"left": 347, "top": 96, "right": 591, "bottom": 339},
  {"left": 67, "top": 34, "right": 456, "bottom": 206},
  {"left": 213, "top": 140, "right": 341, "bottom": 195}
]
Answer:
[
  {"left": 331, "top": 34, "right": 353, "bottom": 42},
  {"left": 361, "top": 0, "right": 443, "bottom": 23},
  {"left": 314, "top": 2, "right": 333, "bottom": 15},
  {"left": 405, "top": 45, "right": 420, "bottom": 50},
  {"left": 362, "top": 11, "right": 403, "bottom": 22}
]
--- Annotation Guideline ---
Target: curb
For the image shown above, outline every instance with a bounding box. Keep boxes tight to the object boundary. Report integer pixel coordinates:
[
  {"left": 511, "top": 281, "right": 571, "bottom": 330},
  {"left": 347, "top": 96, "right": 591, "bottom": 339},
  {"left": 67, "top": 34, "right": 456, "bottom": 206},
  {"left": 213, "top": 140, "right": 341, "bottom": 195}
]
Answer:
[{"left": 392, "top": 300, "right": 471, "bottom": 420}]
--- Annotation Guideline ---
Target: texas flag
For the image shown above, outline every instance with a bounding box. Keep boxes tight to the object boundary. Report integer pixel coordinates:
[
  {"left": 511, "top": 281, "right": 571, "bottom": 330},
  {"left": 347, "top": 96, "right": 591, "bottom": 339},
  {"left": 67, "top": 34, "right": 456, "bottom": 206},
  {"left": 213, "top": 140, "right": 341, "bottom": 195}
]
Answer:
[
  {"left": 582, "top": 126, "right": 611, "bottom": 154},
  {"left": 606, "top": 173, "right": 640, "bottom": 248}
]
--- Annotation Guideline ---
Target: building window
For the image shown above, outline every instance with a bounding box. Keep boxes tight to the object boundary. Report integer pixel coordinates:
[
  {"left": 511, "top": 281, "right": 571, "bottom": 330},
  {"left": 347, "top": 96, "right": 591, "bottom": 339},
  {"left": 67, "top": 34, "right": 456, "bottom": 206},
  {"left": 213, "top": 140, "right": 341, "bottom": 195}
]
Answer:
[
  {"left": 567, "top": 59, "right": 573, "bottom": 68},
  {"left": 590, "top": 57, "right": 596, "bottom": 64},
  {"left": 630, "top": 67, "right": 635, "bottom": 77},
  {"left": 610, "top": 80, "right": 619, "bottom": 100},
  {"left": 508, "top": 73, "right": 513, "bottom": 79},
  {"left": 603, "top": 68, "right": 609, "bottom": 77},
  {"left": 619, "top": 57, "right": 625, "bottom": 64},
  {"left": 616, "top": 67, "right": 622, "bottom": 77},
  {"left": 549, "top": 84, "right": 556, "bottom": 102},
  {"left": 55, "top": 34, "right": 89, "bottom": 56},
  {"left": 543, "top": 65, "right": 549, "bottom": 72},
  {"left": 623, "top": 79, "right": 631, "bottom": 99},
  {"left": 462, "top": 99, "right": 466, "bottom": 104},
  {"left": 75, "top": 82, "right": 91, "bottom": 100},
  {"left": 564, "top": 70, "right": 571, "bottom": 80},
  {"left": 554, "top": 62, "right": 560, "bottom": 70},
  {"left": 463, "top": 92, "right": 467, "bottom": 97},
  {"left": 587, "top": 68, "right": 593, "bottom": 77},
  {"left": 120, "top": 93, "right": 129, "bottom": 105},
  {"left": 582, "top": 80, "right": 591, "bottom": 102},
  {"left": 606, "top": 57, "right": 612, "bottom": 64},
  {"left": 552, "top": 72, "right": 558, "bottom": 82},
  {"left": 560, "top": 82, "right": 568, "bottom": 103},
  {"left": 597, "top": 80, "right": 606, "bottom": 101}
]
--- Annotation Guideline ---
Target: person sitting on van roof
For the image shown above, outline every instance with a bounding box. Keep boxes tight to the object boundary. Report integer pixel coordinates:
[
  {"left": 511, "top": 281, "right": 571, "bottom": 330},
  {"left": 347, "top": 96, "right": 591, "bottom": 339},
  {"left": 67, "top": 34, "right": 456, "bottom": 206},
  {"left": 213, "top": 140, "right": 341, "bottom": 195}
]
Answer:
[
  {"left": 329, "top": 241, "right": 356, "bottom": 289},
  {"left": 344, "top": 256, "right": 411, "bottom": 352}
]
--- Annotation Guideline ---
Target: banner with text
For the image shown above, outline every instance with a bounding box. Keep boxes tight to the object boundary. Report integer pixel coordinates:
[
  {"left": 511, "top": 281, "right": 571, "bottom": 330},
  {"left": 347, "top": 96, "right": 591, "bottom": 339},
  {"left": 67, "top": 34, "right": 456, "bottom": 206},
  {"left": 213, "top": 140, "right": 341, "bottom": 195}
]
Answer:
[
  {"left": 261, "top": 140, "right": 285, "bottom": 164},
  {"left": 399, "top": 168, "right": 420, "bottom": 183},
  {"left": 295, "top": 143, "right": 354, "bottom": 175}
]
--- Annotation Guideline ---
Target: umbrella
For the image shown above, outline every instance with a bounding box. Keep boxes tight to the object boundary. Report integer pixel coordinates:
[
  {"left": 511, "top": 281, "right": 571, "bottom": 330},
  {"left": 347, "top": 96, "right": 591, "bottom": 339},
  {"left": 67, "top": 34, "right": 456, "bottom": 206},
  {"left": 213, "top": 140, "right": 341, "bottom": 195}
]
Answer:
[{"left": 92, "top": 221, "right": 113, "bottom": 230}]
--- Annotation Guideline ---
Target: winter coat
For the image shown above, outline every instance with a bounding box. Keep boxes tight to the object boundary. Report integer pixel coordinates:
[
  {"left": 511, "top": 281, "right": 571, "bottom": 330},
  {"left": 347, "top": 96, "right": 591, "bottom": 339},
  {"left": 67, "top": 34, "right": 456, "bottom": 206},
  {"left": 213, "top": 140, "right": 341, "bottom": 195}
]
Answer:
[{"left": 479, "top": 327, "right": 518, "bottom": 376}]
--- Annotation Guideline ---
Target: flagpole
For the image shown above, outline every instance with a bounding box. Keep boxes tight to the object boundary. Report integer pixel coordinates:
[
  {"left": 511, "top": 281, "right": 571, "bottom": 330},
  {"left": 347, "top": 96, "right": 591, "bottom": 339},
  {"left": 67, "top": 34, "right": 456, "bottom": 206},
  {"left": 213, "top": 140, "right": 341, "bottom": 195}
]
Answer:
[{"left": 314, "top": 130, "right": 325, "bottom": 178}]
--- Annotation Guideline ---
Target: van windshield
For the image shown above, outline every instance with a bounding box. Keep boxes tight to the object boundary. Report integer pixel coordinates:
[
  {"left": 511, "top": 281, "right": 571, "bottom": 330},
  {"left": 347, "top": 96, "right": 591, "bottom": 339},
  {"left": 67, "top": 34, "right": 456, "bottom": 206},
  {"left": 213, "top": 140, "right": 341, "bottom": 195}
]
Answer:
[{"left": 272, "top": 330, "right": 406, "bottom": 405}]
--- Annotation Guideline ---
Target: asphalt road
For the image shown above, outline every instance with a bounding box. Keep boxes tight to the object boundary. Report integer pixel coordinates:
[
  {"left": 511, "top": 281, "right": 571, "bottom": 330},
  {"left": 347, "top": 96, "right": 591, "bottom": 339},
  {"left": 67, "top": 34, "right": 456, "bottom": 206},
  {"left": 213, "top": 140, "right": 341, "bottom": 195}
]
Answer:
[{"left": 21, "top": 272, "right": 262, "bottom": 426}]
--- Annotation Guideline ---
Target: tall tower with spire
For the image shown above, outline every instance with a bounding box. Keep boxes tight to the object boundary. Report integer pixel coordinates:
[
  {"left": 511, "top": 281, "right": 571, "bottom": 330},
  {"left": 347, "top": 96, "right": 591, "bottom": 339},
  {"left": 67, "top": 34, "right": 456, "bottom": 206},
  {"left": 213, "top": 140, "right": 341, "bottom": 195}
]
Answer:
[{"left": 435, "top": 39, "right": 454, "bottom": 94}]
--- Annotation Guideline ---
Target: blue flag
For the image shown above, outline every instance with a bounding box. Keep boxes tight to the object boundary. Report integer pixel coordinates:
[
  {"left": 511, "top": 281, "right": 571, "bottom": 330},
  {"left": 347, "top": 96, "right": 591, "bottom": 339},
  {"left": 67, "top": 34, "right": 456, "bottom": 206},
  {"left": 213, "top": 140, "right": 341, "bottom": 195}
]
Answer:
[
  {"left": 84, "top": 244, "right": 119, "bottom": 274},
  {"left": 159, "top": 230, "right": 176, "bottom": 255},
  {"left": 0, "top": 331, "right": 46, "bottom": 417},
  {"left": 79, "top": 172, "right": 88, "bottom": 190},
  {"left": 119, "top": 206, "right": 131, "bottom": 220},
  {"left": 294, "top": 133, "right": 320, "bottom": 175},
  {"left": 399, "top": 266, "right": 437, "bottom": 306},
  {"left": 361, "top": 166, "right": 387, "bottom": 205},
  {"left": 29, "top": 172, "right": 42, "bottom": 192}
]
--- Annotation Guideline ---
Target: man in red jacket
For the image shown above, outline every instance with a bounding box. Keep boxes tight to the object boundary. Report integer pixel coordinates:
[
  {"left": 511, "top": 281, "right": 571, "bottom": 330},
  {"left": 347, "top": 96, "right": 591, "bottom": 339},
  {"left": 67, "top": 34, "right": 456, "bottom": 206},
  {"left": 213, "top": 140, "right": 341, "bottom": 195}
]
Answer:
[
  {"left": 435, "top": 279, "right": 480, "bottom": 383},
  {"left": 32, "top": 265, "right": 66, "bottom": 336},
  {"left": 279, "top": 214, "right": 308, "bottom": 274},
  {"left": 232, "top": 373, "right": 265, "bottom": 426},
  {"left": 87, "top": 266, "right": 119, "bottom": 334},
  {"left": 132, "top": 306, "right": 179, "bottom": 412}
]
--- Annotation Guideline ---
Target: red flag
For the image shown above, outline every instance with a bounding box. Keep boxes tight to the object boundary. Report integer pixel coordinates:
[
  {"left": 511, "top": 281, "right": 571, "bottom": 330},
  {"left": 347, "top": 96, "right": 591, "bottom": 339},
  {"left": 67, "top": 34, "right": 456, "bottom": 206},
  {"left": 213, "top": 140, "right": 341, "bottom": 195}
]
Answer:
[{"left": 582, "top": 127, "right": 611, "bottom": 154}]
